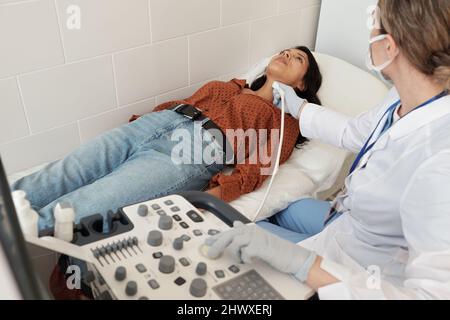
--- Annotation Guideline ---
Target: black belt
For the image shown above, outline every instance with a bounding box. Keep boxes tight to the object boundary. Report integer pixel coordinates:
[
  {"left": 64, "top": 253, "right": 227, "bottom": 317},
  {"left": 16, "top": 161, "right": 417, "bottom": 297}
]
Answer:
[{"left": 169, "top": 104, "right": 233, "bottom": 162}]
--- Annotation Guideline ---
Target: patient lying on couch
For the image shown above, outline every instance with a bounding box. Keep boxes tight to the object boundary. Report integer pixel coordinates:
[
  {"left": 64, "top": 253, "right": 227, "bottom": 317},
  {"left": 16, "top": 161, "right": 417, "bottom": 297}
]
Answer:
[{"left": 11, "top": 46, "right": 322, "bottom": 230}]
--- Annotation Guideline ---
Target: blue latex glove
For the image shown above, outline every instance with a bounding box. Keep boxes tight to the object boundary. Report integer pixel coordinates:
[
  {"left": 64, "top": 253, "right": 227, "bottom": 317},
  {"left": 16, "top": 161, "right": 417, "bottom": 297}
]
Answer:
[
  {"left": 205, "top": 221, "right": 317, "bottom": 282},
  {"left": 272, "top": 82, "right": 306, "bottom": 120}
]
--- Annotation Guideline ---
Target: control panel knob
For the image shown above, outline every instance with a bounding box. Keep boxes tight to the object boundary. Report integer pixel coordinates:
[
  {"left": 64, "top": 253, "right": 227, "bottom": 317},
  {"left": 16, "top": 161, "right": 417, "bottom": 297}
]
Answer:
[
  {"left": 173, "top": 237, "right": 184, "bottom": 250},
  {"left": 190, "top": 278, "right": 208, "bottom": 298},
  {"left": 147, "top": 230, "right": 163, "bottom": 247},
  {"left": 125, "top": 281, "right": 138, "bottom": 296},
  {"left": 114, "top": 266, "right": 127, "bottom": 281},
  {"left": 196, "top": 262, "right": 207, "bottom": 276},
  {"left": 137, "top": 204, "right": 149, "bottom": 217},
  {"left": 159, "top": 255, "right": 175, "bottom": 274},
  {"left": 158, "top": 215, "right": 173, "bottom": 230}
]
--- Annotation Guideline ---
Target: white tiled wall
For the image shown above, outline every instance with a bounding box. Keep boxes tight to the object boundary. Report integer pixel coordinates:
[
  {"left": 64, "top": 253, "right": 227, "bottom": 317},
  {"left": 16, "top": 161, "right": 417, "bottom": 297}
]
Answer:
[{"left": 0, "top": 0, "right": 322, "bottom": 175}]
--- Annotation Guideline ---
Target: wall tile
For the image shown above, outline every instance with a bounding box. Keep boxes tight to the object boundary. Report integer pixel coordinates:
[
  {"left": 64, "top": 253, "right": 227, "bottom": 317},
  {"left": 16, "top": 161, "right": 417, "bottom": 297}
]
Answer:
[
  {"left": 0, "top": 0, "right": 27, "bottom": 3},
  {"left": 299, "top": 5, "right": 321, "bottom": 49},
  {"left": 189, "top": 24, "right": 250, "bottom": 84},
  {"left": 19, "top": 56, "right": 116, "bottom": 133},
  {"left": 150, "top": 0, "right": 220, "bottom": 42},
  {"left": 79, "top": 98, "right": 156, "bottom": 143},
  {"left": 155, "top": 82, "right": 206, "bottom": 105},
  {"left": 0, "top": 78, "right": 29, "bottom": 144},
  {"left": 0, "top": 123, "right": 80, "bottom": 175},
  {"left": 221, "top": 0, "right": 276, "bottom": 26},
  {"left": 56, "top": 0, "right": 150, "bottom": 61},
  {"left": 0, "top": 0, "right": 64, "bottom": 78},
  {"left": 249, "top": 12, "right": 302, "bottom": 65},
  {"left": 278, "top": 0, "right": 321, "bottom": 13},
  {"left": 114, "top": 38, "right": 188, "bottom": 105}
]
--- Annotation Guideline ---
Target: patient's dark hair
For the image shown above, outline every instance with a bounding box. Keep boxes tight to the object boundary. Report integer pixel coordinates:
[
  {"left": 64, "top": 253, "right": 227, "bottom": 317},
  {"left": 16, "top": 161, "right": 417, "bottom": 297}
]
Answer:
[{"left": 250, "top": 46, "right": 322, "bottom": 146}]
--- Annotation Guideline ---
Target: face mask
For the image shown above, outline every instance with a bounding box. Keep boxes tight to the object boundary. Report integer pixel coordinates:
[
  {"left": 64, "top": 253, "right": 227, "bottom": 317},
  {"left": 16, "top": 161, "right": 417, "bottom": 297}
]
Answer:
[{"left": 366, "top": 34, "right": 397, "bottom": 86}]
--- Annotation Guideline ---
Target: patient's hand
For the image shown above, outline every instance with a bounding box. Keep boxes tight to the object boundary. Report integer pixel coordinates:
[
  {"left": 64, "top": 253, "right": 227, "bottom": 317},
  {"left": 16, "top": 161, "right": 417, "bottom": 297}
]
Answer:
[{"left": 206, "top": 186, "right": 222, "bottom": 200}]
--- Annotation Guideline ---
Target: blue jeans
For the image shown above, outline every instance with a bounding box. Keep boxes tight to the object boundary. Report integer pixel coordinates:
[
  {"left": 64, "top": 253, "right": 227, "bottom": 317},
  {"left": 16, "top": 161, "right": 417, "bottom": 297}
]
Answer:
[
  {"left": 12, "top": 110, "right": 225, "bottom": 230},
  {"left": 257, "top": 198, "right": 337, "bottom": 243}
]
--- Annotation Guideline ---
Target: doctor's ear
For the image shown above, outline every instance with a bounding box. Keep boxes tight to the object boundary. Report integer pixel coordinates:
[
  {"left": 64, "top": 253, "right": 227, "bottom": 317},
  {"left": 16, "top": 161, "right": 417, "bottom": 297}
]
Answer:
[{"left": 385, "top": 34, "right": 399, "bottom": 57}]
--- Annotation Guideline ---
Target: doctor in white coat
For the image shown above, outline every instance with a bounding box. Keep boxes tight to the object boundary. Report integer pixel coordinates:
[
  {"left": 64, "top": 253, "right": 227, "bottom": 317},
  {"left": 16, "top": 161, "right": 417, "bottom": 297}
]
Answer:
[{"left": 206, "top": 0, "right": 450, "bottom": 299}]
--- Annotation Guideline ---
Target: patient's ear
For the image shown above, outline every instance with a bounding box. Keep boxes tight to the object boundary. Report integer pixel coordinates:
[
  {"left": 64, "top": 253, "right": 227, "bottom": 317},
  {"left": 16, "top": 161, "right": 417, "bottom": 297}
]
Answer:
[{"left": 296, "top": 81, "right": 306, "bottom": 91}]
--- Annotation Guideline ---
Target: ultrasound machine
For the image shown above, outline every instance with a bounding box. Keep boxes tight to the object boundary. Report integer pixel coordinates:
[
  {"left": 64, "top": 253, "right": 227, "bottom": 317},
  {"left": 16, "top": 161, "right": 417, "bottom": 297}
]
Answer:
[{"left": 0, "top": 157, "right": 313, "bottom": 300}]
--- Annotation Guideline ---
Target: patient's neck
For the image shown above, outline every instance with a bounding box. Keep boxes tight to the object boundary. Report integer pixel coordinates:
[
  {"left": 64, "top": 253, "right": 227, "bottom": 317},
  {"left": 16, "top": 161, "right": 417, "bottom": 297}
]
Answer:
[{"left": 254, "top": 78, "right": 276, "bottom": 103}]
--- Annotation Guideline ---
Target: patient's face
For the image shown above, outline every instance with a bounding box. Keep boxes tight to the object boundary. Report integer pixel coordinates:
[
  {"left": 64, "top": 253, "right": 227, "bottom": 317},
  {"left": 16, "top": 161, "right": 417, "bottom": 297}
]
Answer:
[{"left": 266, "top": 48, "right": 309, "bottom": 91}]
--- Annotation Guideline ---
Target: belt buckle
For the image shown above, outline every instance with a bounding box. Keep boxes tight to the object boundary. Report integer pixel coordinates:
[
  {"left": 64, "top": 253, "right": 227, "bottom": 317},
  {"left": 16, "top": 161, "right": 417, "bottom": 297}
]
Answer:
[
  {"left": 188, "top": 108, "right": 202, "bottom": 121},
  {"left": 178, "top": 104, "right": 202, "bottom": 121}
]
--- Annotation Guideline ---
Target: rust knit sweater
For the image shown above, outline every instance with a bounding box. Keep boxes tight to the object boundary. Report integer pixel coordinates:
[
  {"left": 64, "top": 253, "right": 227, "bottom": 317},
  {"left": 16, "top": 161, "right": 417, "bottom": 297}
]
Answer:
[{"left": 139, "top": 79, "right": 300, "bottom": 202}]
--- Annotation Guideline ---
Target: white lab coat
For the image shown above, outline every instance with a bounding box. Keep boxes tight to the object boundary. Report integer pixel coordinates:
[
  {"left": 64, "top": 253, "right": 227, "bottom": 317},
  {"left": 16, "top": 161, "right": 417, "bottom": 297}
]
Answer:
[{"left": 299, "top": 88, "right": 450, "bottom": 300}]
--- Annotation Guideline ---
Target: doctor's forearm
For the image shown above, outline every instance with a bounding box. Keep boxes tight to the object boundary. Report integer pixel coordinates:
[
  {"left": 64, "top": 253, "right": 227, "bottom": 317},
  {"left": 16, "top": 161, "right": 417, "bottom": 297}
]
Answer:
[{"left": 306, "top": 256, "right": 340, "bottom": 291}]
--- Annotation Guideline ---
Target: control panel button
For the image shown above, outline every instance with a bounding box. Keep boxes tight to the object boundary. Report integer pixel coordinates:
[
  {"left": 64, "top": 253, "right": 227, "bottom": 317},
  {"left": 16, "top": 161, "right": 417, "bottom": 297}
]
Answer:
[
  {"left": 127, "top": 237, "right": 134, "bottom": 247},
  {"left": 158, "top": 215, "right": 173, "bottom": 230},
  {"left": 137, "top": 204, "right": 149, "bottom": 217},
  {"left": 229, "top": 265, "right": 240, "bottom": 274},
  {"left": 156, "top": 210, "right": 166, "bottom": 216},
  {"left": 147, "top": 230, "right": 163, "bottom": 247},
  {"left": 164, "top": 200, "right": 174, "bottom": 206},
  {"left": 159, "top": 255, "right": 176, "bottom": 274},
  {"left": 151, "top": 204, "right": 161, "bottom": 210},
  {"left": 179, "top": 258, "right": 190, "bottom": 267},
  {"left": 196, "top": 262, "right": 207, "bottom": 276},
  {"left": 135, "top": 264, "right": 147, "bottom": 273},
  {"left": 193, "top": 229, "right": 203, "bottom": 237},
  {"left": 152, "top": 252, "right": 163, "bottom": 259},
  {"left": 174, "top": 277, "right": 186, "bottom": 286},
  {"left": 114, "top": 266, "right": 127, "bottom": 281},
  {"left": 148, "top": 279, "right": 160, "bottom": 290},
  {"left": 172, "top": 214, "right": 182, "bottom": 222},
  {"left": 208, "top": 229, "right": 220, "bottom": 236},
  {"left": 125, "top": 281, "right": 138, "bottom": 296},
  {"left": 215, "top": 270, "right": 225, "bottom": 279},
  {"left": 139, "top": 296, "right": 149, "bottom": 300},
  {"left": 180, "top": 222, "right": 189, "bottom": 229},
  {"left": 190, "top": 278, "right": 208, "bottom": 298},
  {"left": 187, "top": 210, "right": 204, "bottom": 223},
  {"left": 181, "top": 234, "right": 191, "bottom": 242},
  {"left": 199, "top": 243, "right": 221, "bottom": 260},
  {"left": 173, "top": 237, "right": 184, "bottom": 251},
  {"left": 171, "top": 206, "right": 181, "bottom": 212}
]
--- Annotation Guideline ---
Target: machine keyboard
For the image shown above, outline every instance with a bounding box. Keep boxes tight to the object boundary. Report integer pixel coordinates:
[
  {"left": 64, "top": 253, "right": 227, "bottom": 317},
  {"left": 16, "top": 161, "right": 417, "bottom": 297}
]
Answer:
[{"left": 213, "top": 270, "right": 284, "bottom": 300}]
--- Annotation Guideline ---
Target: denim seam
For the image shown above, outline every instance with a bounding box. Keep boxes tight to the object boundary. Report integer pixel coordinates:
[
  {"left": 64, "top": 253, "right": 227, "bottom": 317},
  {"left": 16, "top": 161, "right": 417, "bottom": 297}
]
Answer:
[
  {"left": 150, "top": 164, "right": 213, "bottom": 199},
  {"left": 135, "top": 116, "right": 190, "bottom": 151}
]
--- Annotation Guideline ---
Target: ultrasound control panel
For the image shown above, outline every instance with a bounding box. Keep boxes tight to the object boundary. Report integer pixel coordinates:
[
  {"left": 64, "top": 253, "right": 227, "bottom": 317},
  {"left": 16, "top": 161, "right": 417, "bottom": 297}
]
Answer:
[{"left": 82, "top": 195, "right": 313, "bottom": 300}]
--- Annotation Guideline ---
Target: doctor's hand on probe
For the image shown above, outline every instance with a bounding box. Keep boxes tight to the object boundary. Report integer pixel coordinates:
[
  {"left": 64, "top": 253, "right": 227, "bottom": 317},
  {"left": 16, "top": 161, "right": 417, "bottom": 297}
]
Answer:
[
  {"left": 272, "top": 82, "right": 308, "bottom": 120},
  {"left": 205, "top": 221, "right": 319, "bottom": 283}
]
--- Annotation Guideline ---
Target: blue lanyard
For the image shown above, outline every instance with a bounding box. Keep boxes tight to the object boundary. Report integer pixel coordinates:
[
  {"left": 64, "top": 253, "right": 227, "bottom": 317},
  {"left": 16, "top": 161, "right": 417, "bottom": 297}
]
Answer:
[{"left": 349, "top": 90, "right": 449, "bottom": 175}]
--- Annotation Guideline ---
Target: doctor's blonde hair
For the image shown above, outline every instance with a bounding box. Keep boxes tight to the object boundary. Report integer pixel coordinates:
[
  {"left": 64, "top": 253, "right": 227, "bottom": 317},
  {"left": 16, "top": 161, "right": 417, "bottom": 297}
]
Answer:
[{"left": 378, "top": 0, "right": 450, "bottom": 89}]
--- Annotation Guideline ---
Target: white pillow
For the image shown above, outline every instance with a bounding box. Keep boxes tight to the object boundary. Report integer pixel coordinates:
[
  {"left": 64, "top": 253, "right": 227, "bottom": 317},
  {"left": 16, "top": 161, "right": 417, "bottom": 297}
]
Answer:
[{"left": 230, "top": 52, "right": 389, "bottom": 222}]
